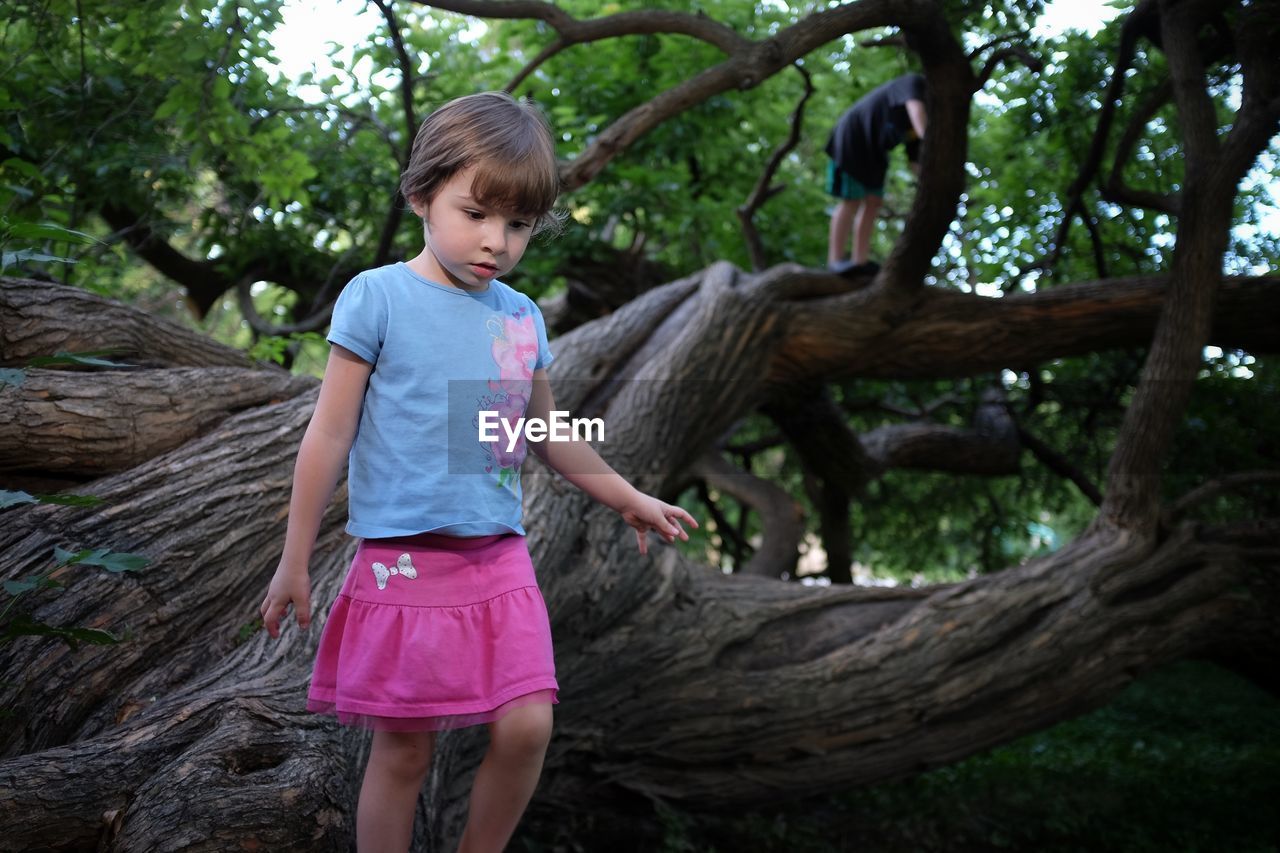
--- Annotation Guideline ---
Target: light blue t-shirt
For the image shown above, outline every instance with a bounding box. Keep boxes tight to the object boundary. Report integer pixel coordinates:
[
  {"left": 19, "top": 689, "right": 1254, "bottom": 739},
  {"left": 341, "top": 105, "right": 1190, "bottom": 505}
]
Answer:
[{"left": 326, "top": 262, "right": 554, "bottom": 538}]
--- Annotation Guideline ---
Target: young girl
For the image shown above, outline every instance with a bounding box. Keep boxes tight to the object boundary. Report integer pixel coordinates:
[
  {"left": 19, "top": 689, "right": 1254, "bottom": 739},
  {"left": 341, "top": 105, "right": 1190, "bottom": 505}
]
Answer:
[{"left": 259, "top": 91, "right": 696, "bottom": 852}]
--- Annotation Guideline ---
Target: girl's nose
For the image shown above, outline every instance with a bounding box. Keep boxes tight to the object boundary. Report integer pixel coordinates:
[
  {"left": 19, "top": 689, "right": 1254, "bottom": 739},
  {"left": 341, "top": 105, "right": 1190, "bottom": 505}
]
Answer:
[{"left": 483, "top": 223, "right": 507, "bottom": 255}]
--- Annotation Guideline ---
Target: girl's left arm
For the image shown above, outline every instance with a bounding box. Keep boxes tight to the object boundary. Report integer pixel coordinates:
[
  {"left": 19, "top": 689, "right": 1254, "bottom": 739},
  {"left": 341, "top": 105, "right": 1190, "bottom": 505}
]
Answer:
[{"left": 526, "top": 368, "right": 697, "bottom": 554}]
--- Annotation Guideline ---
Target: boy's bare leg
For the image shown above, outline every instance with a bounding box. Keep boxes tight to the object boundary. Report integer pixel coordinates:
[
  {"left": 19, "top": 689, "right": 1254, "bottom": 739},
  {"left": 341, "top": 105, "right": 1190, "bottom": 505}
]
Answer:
[
  {"left": 851, "top": 194, "right": 883, "bottom": 265},
  {"left": 457, "top": 702, "right": 553, "bottom": 853},
  {"left": 357, "top": 729, "right": 436, "bottom": 852},
  {"left": 828, "top": 198, "right": 861, "bottom": 266}
]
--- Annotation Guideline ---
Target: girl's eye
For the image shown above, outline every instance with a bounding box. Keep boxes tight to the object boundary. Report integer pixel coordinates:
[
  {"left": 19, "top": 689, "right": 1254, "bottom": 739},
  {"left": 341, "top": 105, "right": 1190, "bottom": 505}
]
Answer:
[
  {"left": 465, "top": 210, "right": 485, "bottom": 220},
  {"left": 511, "top": 220, "right": 531, "bottom": 231}
]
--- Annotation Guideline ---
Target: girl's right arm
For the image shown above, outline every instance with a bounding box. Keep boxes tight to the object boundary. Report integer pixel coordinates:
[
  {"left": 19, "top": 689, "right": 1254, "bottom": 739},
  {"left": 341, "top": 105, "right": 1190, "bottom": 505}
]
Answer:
[{"left": 260, "top": 345, "right": 372, "bottom": 638}]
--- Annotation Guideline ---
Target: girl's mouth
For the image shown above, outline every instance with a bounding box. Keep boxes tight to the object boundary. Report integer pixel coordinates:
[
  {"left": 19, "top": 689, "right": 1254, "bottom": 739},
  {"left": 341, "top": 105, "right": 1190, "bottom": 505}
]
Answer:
[{"left": 470, "top": 263, "right": 498, "bottom": 277}]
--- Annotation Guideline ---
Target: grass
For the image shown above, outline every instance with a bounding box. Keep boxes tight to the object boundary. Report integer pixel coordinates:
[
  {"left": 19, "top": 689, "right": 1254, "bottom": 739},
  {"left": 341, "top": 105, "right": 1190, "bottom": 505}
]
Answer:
[{"left": 522, "top": 658, "right": 1280, "bottom": 852}]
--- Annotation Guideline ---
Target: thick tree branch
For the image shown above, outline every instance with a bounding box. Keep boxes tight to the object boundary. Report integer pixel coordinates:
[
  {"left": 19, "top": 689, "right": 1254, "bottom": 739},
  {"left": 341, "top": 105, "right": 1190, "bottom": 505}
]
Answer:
[
  {"left": 1097, "top": 0, "right": 1252, "bottom": 532},
  {"left": 0, "top": 367, "right": 316, "bottom": 478},
  {"left": 760, "top": 272, "right": 1279, "bottom": 382},
  {"left": 97, "top": 201, "right": 233, "bottom": 317},
  {"left": 0, "top": 276, "right": 254, "bottom": 368}
]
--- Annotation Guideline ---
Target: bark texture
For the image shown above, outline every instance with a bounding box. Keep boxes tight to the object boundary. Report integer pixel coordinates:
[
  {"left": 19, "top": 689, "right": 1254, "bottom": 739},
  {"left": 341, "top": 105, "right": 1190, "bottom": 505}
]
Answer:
[
  {"left": 2, "top": 0, "right": 1278, "bottom": 849},
  {"left": 0, "top": 367, "right": 315, "bottom": 479}
]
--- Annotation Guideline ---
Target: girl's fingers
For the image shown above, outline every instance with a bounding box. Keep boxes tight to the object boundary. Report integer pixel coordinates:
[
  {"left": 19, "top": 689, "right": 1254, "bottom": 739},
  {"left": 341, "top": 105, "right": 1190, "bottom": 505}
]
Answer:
[{"left": 635, "top": 527, "right": 648, "bottom": 555}]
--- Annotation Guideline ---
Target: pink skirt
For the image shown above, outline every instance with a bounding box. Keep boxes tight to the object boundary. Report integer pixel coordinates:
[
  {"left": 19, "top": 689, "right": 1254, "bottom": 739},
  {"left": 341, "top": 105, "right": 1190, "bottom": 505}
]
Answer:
[{"left": 306, "top": 531, "right": 558, "bottom": 732}]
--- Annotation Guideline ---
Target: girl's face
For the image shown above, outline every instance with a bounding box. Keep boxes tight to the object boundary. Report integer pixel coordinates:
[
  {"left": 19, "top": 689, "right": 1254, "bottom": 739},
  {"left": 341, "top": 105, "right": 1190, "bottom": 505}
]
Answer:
[{"left": 410, "top": 166, "right": 536, "bottom": 291}]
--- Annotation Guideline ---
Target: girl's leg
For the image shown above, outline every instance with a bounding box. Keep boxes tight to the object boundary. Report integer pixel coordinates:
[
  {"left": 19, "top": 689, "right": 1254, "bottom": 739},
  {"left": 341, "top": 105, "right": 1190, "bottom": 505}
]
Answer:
[
  {"left": 456, "top": 702, "right": 554, "bottom": 853},
  {"left": 357, "top": 729, "right": 437, "bottom": 853}
]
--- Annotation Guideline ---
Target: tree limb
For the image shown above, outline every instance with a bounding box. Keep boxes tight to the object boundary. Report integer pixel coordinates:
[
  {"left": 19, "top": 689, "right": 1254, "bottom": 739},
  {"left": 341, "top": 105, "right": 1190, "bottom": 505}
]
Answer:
[
  {"left": 692, "top": 451, "right": 804, "bottom": 578},
  {"left": 737, "top": 63, "right": 814, "bottom": 272},
  {"left": 1016, "top": 423, "right": 1105, "bottom": 506},
  {"left": 370, "top": 0, "right": 417, "bottom": 267},
  {"left": 1167, "top": 470, "right": 1280, "bottom": 520},
  {"left": 0, "top": 276, "right": 254, "bottom": 368}
]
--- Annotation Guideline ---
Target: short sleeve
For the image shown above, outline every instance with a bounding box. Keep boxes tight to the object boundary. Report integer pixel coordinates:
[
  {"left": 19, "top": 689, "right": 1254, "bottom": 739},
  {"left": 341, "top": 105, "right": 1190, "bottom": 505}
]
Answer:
[
  {"left": 528, "top": 298, "right": 555, "bottom": 370},
  {"left": 905, "top": 73, "right": 926, "bottom": 102},
  {"left": 327, "top": 274, "right": 386, "bottom": 365}
]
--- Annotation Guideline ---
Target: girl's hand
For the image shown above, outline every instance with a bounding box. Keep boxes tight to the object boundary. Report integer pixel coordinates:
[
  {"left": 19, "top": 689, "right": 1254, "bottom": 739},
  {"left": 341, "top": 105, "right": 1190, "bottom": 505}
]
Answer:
[
  {"left": 621, "top": 493, "right": 698, "bottom": 555},
  {"left": 260, "top": 564, "right": 312, "bottom": 639}
]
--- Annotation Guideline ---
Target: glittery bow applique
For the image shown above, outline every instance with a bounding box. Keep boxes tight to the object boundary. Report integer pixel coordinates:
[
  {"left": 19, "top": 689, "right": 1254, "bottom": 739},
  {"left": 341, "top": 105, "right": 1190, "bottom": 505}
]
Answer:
[{"left": 371, "top": 553, "right": 419, "bottom": 590}]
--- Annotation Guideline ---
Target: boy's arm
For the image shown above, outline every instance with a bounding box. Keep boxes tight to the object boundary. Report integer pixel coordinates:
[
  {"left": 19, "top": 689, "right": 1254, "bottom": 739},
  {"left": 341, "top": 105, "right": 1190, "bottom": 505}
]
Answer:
[
  {"left": 524, "top": 368, "right": 696, "bottom": 553},
  {"left": 905, "top": 98, "right": 927, "bottom": 139},
  {"left": 277, "top": 345, "right": 372, "bottom": 574},
  {"left": 905, "top": 99, "right": 926, "bottom": 178}
]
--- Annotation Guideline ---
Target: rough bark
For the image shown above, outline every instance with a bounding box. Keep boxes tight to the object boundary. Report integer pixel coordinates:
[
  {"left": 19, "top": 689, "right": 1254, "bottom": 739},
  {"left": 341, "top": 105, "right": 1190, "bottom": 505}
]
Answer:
[
  {"left": 0, "top": 367, "right": 316, "bottom": 479},
  {"left": 3, "top": 1, "right": 1278, "bottom": 850},
  {"left": 0, "top": 275, "right": 254, "bottom": 368}
]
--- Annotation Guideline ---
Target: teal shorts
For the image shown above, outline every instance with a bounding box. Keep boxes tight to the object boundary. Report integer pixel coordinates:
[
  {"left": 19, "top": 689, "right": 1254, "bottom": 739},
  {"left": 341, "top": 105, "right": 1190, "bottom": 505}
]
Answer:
[{"left": 825, "top": 161, "right": 883, "bottom": 200}]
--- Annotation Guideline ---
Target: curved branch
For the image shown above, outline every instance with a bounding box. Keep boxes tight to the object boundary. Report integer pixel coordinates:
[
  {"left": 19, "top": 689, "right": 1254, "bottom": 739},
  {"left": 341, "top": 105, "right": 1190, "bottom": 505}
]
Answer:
[
  {"left": 504, "top": 37, "right": 568, "bottom": 93},
  {"left": 1100, "top": 79, "right": 1179, "bottom": 215},
  {"left": 737, "top": 63, "right": 814, "bottom": 272},
  {"left": 1016, "top": 423, "right": 1105, "bottom": 506},
  {"left": 1167, "top": 470, "right": 1280, "bottom": 520},
  {"left": 370, "top": 0, "right": 417, "bottom": 267},
  {"left": 418, "top": 0, "right": 749, "bottom": 55},
  {"left": 974, "top": 44, "right": 1044, "bottom": 89},
  {"left": 692, "top": 452, "right": 804, "bottom": 578},
  {"left": 235, "top": 272, "right": 337, "bottom": 337},
  {"left": 1041, "top": 0, "right": 1160, "bottom": 274}
]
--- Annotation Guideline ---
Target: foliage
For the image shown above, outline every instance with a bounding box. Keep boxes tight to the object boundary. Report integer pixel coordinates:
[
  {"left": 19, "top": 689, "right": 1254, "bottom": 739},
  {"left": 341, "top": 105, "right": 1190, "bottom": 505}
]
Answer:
[{"left": 0, "top": 491, "right": 149, "bottom": 657}]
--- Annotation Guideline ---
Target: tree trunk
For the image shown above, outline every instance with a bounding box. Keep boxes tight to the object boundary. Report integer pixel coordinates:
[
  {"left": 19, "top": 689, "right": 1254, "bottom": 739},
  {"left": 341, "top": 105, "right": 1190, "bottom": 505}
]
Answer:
[
  {"left": 4, "top": 257, "right": 1273, "bottom": 852},
  {"left": 2, "top": 3, "right": 1277, "bottom": 846}
]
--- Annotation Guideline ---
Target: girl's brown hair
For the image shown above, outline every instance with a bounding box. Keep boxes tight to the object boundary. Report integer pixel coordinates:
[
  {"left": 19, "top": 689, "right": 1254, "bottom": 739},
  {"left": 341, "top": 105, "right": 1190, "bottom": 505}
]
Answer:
[{"left": 400, "top": 91, "right": 561, "bottom": 234}]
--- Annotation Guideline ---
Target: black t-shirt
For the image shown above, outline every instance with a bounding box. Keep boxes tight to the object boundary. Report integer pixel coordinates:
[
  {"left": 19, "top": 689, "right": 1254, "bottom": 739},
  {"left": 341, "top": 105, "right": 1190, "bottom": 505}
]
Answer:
[{"left": 825, "top": 73, "right": 926, "bottom": 188}]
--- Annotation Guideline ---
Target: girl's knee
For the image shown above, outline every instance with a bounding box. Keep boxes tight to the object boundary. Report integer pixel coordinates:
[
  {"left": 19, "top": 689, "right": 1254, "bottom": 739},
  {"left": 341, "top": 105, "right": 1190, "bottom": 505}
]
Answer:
[
  {"left": 490, "top": 703, "right": 553, "bottom": 759},
  {"left": 372, "top": 729, "right": 436, "bottom": 779}
]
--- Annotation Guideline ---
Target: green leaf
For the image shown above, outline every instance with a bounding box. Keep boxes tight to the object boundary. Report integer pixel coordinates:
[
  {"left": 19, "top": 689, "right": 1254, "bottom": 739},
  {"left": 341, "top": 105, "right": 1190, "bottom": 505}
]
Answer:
[
  {"left": 0, "top": 158, "right": 42, "bottom": 181},
  {"left": 53, "top": 546, "right": 149, "bottom": 572},
  {"left": 0, "top": 368, "right": 26, "bottom": 387},
  {"left": 2, "top": 249, "right": 74, "bottom": 269},
  {"left": 0, "top": 490, "right": 38, "bottom": 510},
  {"left": 7, "top": 222, "right": 96, "bottom": 243},
  {"left": 0, "top": 613, "right": 121, "bottom": 650},
  {"left": 3, "top": 575, "right": 61, "bottom": 595},
  {"left": 31, "top": 493, "right": 105, "bottom": 507}
]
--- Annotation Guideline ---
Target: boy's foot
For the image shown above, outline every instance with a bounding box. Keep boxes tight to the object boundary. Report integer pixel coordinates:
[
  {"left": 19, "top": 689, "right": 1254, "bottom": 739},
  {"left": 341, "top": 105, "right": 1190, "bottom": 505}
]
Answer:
[{"left": 829, "top": 259, "right": 880, "bottom": 278}]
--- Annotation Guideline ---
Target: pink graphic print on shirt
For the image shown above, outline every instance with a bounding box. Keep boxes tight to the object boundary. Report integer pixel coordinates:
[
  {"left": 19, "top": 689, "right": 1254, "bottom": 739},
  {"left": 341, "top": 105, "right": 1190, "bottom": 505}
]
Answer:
[{"left": 478, "top": 309, "right": 538, "bottom": 490}]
